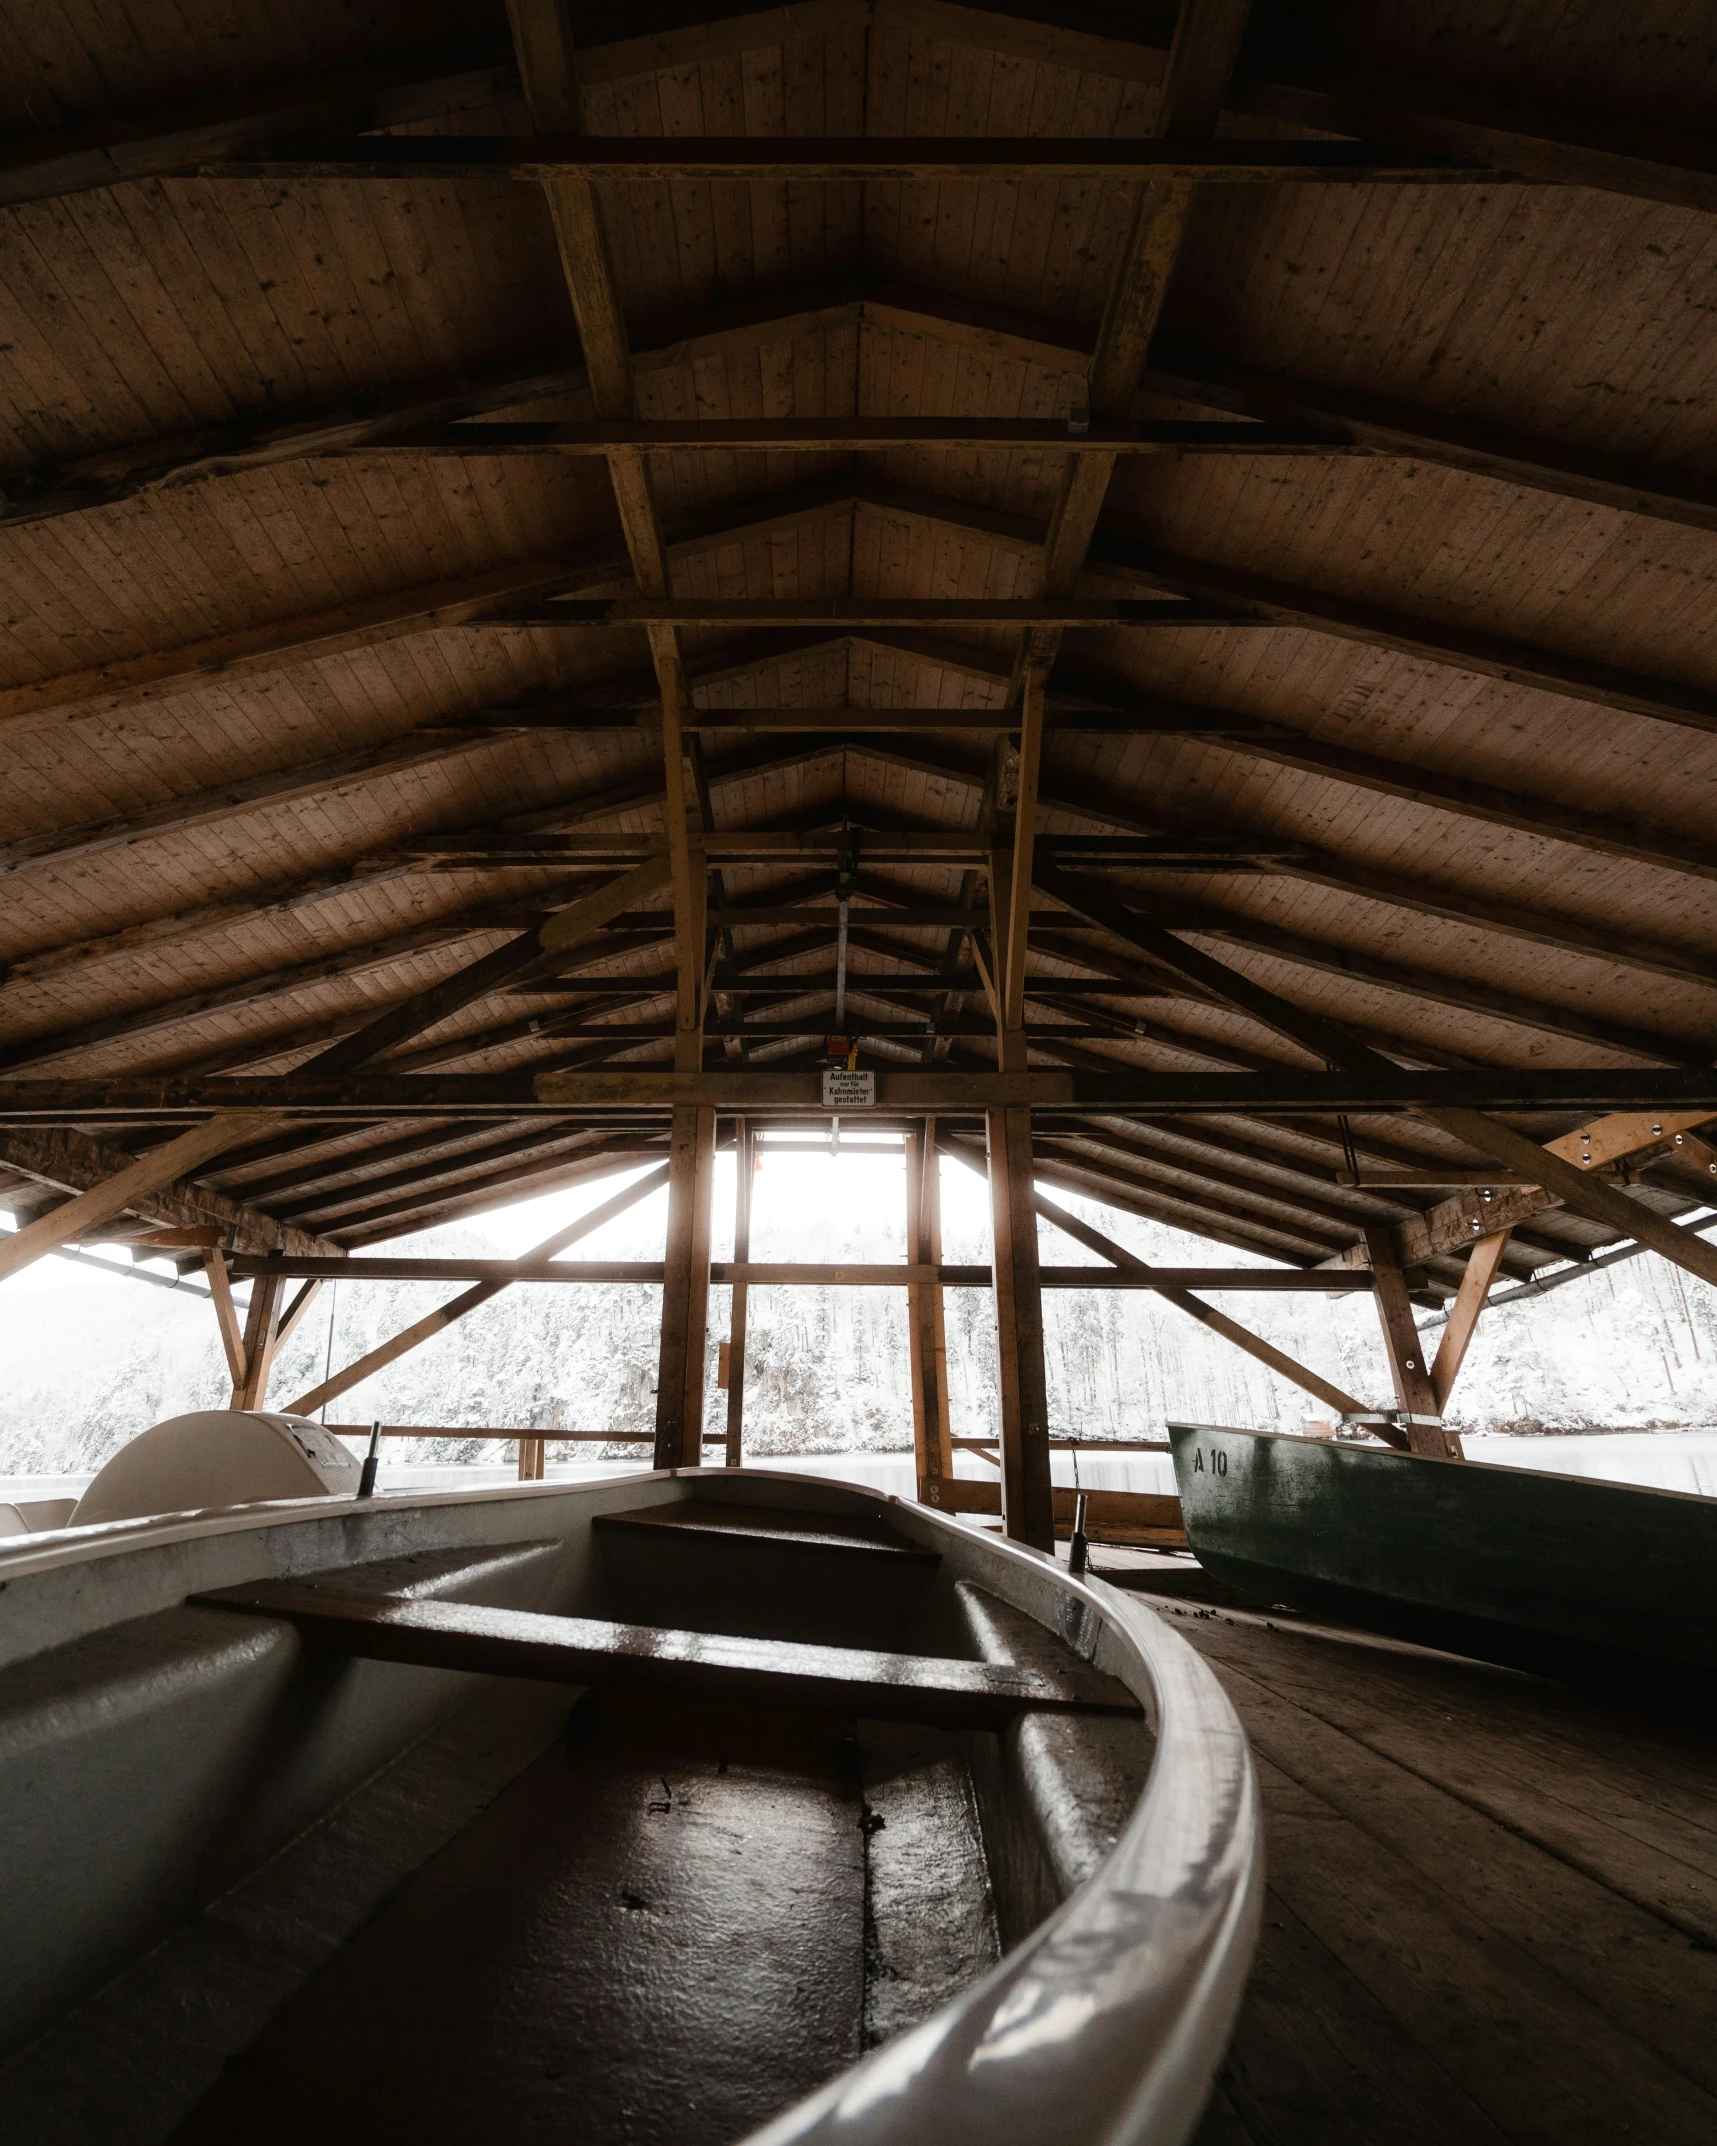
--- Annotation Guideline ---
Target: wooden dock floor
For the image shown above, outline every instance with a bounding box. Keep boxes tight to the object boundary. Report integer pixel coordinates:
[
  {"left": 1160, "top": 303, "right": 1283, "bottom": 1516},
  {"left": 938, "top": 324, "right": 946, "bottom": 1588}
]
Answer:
[{"left": 1095, "top": 1554, "right": 1717, "bottom": 2146}]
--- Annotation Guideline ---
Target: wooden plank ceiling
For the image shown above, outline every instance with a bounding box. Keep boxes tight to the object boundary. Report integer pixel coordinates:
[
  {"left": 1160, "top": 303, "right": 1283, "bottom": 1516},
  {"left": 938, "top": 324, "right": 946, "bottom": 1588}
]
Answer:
[{"left": 0, "top": 0, "right": 1713, "bottom": 1296}]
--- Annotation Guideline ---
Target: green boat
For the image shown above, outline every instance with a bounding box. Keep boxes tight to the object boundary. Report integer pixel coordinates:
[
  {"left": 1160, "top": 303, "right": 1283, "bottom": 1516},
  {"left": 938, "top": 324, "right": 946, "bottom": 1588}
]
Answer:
[{"left": 1167, "top": 1423, "right": 1717, "bottom": 1681}]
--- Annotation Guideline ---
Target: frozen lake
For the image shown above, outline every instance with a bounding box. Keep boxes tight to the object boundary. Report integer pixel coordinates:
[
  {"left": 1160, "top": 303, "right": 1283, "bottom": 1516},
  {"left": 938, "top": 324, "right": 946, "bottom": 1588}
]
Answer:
[{"left": 10, "top": 1427, "right": 1717, "bottom": 1517}]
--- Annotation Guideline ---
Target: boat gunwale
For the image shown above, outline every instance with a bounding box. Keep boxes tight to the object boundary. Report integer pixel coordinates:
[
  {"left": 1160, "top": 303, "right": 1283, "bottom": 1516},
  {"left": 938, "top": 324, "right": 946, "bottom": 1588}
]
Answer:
[{"left": 1164, "top": 1419, "right": 1717, "bottom": 1508}]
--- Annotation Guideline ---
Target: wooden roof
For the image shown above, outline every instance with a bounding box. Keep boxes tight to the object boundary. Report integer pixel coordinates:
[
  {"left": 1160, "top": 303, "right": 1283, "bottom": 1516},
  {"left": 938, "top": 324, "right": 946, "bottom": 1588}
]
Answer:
[{"left": 1, "top": 0, "right": 1715, "bottom": 1294}]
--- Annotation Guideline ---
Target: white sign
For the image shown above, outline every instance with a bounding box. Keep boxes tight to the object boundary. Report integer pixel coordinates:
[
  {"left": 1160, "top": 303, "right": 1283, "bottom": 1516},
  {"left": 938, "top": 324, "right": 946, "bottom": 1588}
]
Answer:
[{"left": 821, "top": 1068, "right": 877, "bottom": 1108}]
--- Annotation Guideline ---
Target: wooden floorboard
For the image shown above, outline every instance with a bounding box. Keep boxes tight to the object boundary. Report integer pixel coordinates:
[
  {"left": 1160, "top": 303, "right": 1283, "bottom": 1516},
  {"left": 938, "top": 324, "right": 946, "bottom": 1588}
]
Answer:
[
  {"left": 1187, "top": 1614, "right": 1717, "bottom": 1933},
  {"left": 1114, "top": 1584, "right": 1717, "bottom": 2146}
]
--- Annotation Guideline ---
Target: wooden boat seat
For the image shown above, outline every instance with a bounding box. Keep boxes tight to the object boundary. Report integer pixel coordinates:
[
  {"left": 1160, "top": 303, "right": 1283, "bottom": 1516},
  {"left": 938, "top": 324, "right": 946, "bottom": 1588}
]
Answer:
[
  {"left": 190, "top": 1577, "right": 1141, "bottom": 1732},
  {"left": 592, "top": 1497, "right": 943, "bottom": 1649},
  {"left": 593, "top": 1497, "right": 939, "bottom": 1562}
]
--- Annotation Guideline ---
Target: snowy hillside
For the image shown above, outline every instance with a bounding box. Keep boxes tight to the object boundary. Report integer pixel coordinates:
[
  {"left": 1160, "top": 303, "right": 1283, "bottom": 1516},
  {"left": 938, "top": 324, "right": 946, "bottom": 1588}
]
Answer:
[{"left": 4, "top": 1153, "right": 1716, "bottom": 1478}]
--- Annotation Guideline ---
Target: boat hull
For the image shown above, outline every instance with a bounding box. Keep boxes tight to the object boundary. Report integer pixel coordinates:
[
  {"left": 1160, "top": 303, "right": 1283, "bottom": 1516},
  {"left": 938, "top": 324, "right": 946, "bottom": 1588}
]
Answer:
[
  {"left": 1168, "top": 1424, "right": 1717, "bottom": 1678},
  {"left": 0, "top": 1467, "right": 1260, "bottom": 2146}
]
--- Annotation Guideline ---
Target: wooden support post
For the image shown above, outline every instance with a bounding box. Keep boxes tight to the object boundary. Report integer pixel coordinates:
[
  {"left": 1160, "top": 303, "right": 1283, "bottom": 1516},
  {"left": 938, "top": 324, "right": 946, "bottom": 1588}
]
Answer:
[
  {"left": 203, "top": 1249, "right": 249, "bottom": 1391},
  {"left": 1000, "top": 665, "right": 1047, "bottom": 1040},
  {"left": 1362, "top": 1226, "right": 1459, "bottom": 1457},
  {"left": 1432, "top": 1228, "right": 1513, "bottom": 1412},
  {"left": 987, "top": 1105, "right": 1055, "bottom": 1550},
  {"left": 906, "top": 1118, "right": 953, "bottom": 1507},
  {"left": 654, "top": 1103, "right": 716, "bottom": 1469},
  {"left": 724, "top": 1116, "right": 751, "bottom": 1466},
  {"left": 233, "top": 1271, "right": 286, "bottom": 1410},
  {"left": 518, "top": 1434, "right": 548, "bottom": 1481}
]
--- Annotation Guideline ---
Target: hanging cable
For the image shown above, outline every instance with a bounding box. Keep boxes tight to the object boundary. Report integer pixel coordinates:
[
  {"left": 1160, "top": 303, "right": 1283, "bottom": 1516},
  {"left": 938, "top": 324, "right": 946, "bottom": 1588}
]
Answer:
[
  {"left": 833, "top": 822, "right": 857, "bottom": 1029},
  {"left": 318, "top": 1282, "right": 338, "bottom": 1424}
]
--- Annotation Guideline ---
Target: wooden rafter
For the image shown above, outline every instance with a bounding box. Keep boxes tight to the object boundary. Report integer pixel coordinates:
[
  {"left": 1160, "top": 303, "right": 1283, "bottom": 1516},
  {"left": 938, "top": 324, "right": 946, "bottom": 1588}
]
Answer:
[
  {"left": 202, "top": 136, "right": 1501, "bottom": 183},
  {"left": 7, "top": 14, "right": 1711, "bottom": 211},
  {"left": 15, "top": 276, "right": 1713, "bottom": 545},
  {"left": 0, "top": 1126, "right": 340, "bottom": 1258}
]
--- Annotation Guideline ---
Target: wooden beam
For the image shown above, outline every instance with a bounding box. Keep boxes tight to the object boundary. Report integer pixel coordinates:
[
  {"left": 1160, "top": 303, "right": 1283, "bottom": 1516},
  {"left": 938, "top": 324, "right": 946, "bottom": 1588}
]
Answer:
[
  {"left": 1543, "top": 1109, "right": 1717, "bottom": 1173},
  {"left": 1052, "top": 673, "right": 1717, "bottom": 886},
  {"left": 653, "top": 1105, "right": 717, "bottom": 1468},
  {"left": 1228, "top": 33, "right": 1717, "bottom": 214},
  {"left": 873, "top": 730, "right": 1717, "bottom": 988},
  {"left": 1032, "top": 864, "right": 1361, "bottom": 1071},
  {"left": 935, "top": 1478, "right": 1187, "bottom": 1549},
  {"left": 1392, "top": 1109, "right": 1717, "bottom": 1262},
  {"left": 275, "top": 1125, "right": 608, "bottom": 1226},
  {"left": 422, "top": 830, "right": 1280, "bottom": 866},
  {"left": 315, "top": 859, "right": 676, "bottom": 1078},
  {"left": 1141, "top": 347, "right": 1717, "bottom": 538},
  {"left": 275, "top": 1279, "right": 325, "bottom": 1357},
  {"left": 0, "top": 1125, "right": 338, "bottom": 1258},
  {"left": 1031, "top": 1145, "right": 1346, "bottom": 1265},
  {"left": 0, "top": 910, "right": 555, "bottom": 1075},
  {"left": 0, "top": 1114, "right": 282, "bottom": 1286},
  {"left": 324, "top": 1425, "right": 656, "bottom": 1442},
  {"left": 299, "top": 1133, "right": 657, "bottom": 1239},
  {"left": 906, "top": 1120, "right": 954, "bottom": 1507},
  {"left": 17, "top": 262, "right": 1712, "bottom": 550},
  {"left": 0, "top": 349, "right": 586, "bottom": 533},
  {"left": 54, "top": 863, "right": 664, "bottom": 1099},
  {"left": 190, "top": 1579, "right": 1141, "bottom": 1729},
  {"left": 1028, "top": 876, "right": 1717, "bottom": 1300},
  {"left": 236, "top": 1252, "right": 1377, "bottom": 1288},
  {"left": 232, "top": 1271, "right": 287, "bottom": 1410},
  {"left": 8, "top": 1065, "right": 1717, "bottom": 1119},
  {"left": 206, "top": 136, "right": 1498, "bottom": 182},
  {"left": 284, "top": 1161, "right": 670, "bottom": 1416},
  {"left": 1423, "top": 1109, "right": 1717, "bottom": 1297},
  {"left": 9, "top": 16, "right": 1708, "bottom": 214},
  {"left": 723, "top": 1117, "right": 752, "bottom": 1466},
  {"left": 482, "top": 596, "right": 1237, "bottom": 628},
  {"left": 1106, "top": 897, "right": 1699, "bottom": 1066},
  {"left": 1360, "top": 1226, "right": 1454, "bottom": 1455},
  {"left": 508, "top": 0, "right": 708, "bottom": 1086},
  {"left": 356, "top": 416, "right": 1338, "bottom": 454},
  {"left": 1098, "top": 537, "right": 1717, "bottom": 736},
  {"left": 680, "top": 705, "right": 1273, "bottom": 734},
  {"left": 1431, "top": 1231, "right": 1513, "bottom": 1413},
  {"left": 985, "top": 1105, "right": 1054, "bottom": 1550},
  {"left": 1045, "top": 1120, "right": 1362, "bottom": 1245},
  {"left": 0, "top": 544, "right": 629, "bottom": 738},
  {"left": 0, "top": 477, "right": 849, "bottom": 742},
  {"left": 1014, "top": 0, "right": 1252, "bottom": 744},
  {"left": 998, "top": 668, "right": 1049, "bottom": 1044},
  {"left": 204, "top": 1251, "right": 249, "bottom": 1391},
  {"left": 0, "top": 722, "right": 555, "bottom": 882},
  {"left": 562, "top": 0, "right": 1716, "bottom": 215},
  {"left": 0, "top": 41, "right": 517, "bottom": 207}
]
